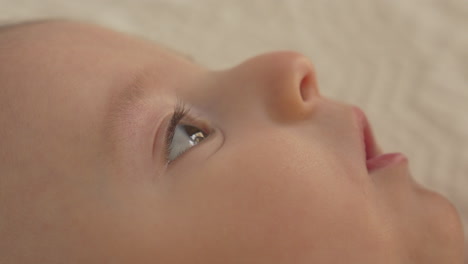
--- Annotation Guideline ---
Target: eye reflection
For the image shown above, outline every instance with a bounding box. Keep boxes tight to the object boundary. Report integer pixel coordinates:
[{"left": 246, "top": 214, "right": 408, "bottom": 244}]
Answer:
[{"left": 168, "top": 124, "right": 208, "bottom": 161}]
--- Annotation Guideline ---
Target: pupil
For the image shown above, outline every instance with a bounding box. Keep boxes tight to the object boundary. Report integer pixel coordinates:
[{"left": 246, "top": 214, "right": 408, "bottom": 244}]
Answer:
[{"left": 184, "top": 125, "right": 206, "bottom": 143}]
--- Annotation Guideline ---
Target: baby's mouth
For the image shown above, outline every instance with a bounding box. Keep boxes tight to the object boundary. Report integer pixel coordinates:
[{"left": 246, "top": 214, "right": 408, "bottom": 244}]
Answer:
[
  {"left": 352, "top": 106, "right": 382, "bottom": 160},
  {"left": 353, "top": 106, "right": 407, "bottom": 172}
]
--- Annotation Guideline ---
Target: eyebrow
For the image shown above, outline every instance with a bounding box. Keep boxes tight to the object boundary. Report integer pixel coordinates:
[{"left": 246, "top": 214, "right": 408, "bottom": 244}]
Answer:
[
  {"left": 1, "top": 19, "right": 193, "bottom": 151},
  {"left": 1, "top": 19, "right": 194, "bottom": 112},
  {"left": 103, "top": 65, "right": 161, "bottom": 146},
  {"left": 105, "top": 67, "right": 152, "bottom": 126}
]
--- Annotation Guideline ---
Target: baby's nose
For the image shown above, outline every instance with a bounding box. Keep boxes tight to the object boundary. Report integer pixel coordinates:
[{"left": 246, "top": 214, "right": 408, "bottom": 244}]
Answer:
[{"left": 254, "top": 51, "right": 320, "bottom": 122}]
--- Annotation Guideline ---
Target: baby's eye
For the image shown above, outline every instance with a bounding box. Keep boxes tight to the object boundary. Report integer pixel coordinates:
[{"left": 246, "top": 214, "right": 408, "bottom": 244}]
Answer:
[{"left": 167, "top": 123, "right": 208, "bottom": 162}]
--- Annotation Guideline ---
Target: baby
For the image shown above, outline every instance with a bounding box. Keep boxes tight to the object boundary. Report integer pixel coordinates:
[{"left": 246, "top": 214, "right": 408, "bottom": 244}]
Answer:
[{"left": 0, "top": 20, "right": 464, "bottom": 263}]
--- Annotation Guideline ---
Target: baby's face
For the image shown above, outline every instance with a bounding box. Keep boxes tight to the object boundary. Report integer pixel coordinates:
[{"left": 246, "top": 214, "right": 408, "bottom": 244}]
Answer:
[{"left": 0, "top": 21, "right": 464, "bottom": 263}]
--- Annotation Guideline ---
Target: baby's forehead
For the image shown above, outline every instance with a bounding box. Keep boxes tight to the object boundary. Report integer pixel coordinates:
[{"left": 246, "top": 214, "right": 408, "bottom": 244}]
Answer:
[
  {"left": 0, "top": 19, "right": 193, "bottom": 63},
  {"left": 0, "top": 20, "right": 175, "bottom": 74},
  {"left": 0, "top": 20, "right": 104, "bottom": 56},
  {"left": 0, "top": 20, "right": 119, "bottom": 43}
]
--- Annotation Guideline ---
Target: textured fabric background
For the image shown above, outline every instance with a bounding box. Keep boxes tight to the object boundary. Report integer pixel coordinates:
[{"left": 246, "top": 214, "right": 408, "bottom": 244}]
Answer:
[{"left": 1, "top": 0, "right": 467, "bottom": 255}]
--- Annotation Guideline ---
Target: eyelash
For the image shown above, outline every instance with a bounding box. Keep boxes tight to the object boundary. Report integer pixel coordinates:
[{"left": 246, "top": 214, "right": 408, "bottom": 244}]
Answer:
[
  {"left": 165, "top": 99, "right": 190, "bottom": 163},
  {"left": 164, "top": 99, "right": 206, "bottom": 164}
]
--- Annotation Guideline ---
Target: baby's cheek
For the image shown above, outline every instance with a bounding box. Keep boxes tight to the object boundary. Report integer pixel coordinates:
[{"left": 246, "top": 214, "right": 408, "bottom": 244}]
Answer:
[{"left": 159, "top": 146, "right": 383, "bottom": 262}]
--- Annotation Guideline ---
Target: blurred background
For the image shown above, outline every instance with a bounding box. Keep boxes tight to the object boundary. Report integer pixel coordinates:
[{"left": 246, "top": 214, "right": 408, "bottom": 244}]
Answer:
[{"left": 1, "top": 0, "right": 467, "bottom": 249}]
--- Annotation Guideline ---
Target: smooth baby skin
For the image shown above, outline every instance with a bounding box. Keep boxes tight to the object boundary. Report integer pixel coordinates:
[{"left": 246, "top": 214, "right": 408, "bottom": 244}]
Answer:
[{"left": 0, "top": 20, "right": 464, "bottom": 263}]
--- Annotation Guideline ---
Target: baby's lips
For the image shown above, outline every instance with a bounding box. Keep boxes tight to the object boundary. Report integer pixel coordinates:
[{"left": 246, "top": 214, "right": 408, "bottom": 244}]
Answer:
[
  {"left": 364, "top": 116, "right": 384, "bottom": 159},
  {"left": 353, "top": 106, "right": 409, "bottom": 172},
  {"left": 352, "top": 106, "right": 384, "bottom": 161}
]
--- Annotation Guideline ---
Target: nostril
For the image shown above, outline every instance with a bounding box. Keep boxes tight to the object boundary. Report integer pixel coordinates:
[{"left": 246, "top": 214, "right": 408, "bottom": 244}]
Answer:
[{"left": 299, "top": 73, "right": 313, "bottom": 102}]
